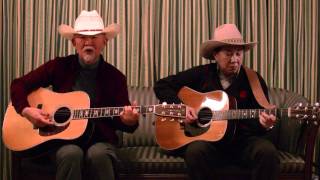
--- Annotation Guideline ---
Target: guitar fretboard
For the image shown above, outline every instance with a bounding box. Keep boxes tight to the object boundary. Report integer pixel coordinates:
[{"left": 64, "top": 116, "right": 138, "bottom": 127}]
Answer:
[
  {"left": 72, "top": 106, "right": 155, "bottom": 119},
  {"left": 210, "top": 108, "right": 290, "bottom": 120}
]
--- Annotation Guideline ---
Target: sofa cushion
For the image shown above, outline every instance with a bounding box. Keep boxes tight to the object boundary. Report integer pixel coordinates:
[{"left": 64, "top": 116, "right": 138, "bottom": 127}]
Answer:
[
  {"left": 117, "top": 146, "right": 185, "bottom": 174},
  {"left": 116, "top": 146, "right": 305, "bottom": 174},
  {"left": 279, "top": 151, "right": 305, "bottom": 173}
]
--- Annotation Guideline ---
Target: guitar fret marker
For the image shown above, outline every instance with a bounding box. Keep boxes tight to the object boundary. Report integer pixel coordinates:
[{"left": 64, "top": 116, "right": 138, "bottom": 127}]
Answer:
[
  {"left": 70, "top": 105, "right": 186, "bottom": 119},
  {"left": 94, "top": 110, "right": 98, "bottom": 117}
]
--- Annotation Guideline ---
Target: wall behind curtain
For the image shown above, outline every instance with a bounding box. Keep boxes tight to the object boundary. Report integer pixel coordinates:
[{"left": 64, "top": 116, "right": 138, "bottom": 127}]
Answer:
[{"left": 1, "top": 0, "right": 319, "bottom": 179}]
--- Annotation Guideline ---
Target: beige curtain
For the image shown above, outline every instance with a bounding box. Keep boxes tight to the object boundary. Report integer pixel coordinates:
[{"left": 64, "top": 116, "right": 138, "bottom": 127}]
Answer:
[{"left": 1, "top": 0, "right": 319, "bottom": 179}]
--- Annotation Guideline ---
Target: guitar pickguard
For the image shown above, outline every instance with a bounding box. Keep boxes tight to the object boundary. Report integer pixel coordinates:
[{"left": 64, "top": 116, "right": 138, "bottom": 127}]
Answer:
[{"left": 39, "top": 123, "right": 70, "bottom": 136}]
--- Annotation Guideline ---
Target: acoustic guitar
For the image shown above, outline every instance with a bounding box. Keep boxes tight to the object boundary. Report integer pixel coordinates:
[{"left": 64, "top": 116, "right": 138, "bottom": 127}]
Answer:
[
  {"left": 2, "top": 88, "right": 186, "bottom": 156},
  {"left": 155, "top": 86, "right": 320, "bottom": 150}
]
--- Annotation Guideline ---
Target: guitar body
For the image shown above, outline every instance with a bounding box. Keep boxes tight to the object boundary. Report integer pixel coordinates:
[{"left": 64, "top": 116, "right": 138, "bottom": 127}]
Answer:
[
  {"left": 2, "top": 88, "right": 90, "bottom": 154},
  {"left": 155, "top": 87, "right": 235, "bottom": 150}
]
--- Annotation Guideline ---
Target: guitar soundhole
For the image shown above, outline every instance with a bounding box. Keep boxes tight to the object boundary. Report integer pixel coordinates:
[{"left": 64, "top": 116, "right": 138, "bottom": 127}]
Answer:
[
  {"left": 54, "top": 107, "right": 71, "bottom": 124},
  {"left": 198, "top": 107, "right": 212, "bottom": 126}
]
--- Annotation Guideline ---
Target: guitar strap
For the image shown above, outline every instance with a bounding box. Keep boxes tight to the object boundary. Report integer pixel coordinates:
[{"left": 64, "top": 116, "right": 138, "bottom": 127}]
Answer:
[{"left": 243, "top": 66, "right": 275, "bottom": 109}]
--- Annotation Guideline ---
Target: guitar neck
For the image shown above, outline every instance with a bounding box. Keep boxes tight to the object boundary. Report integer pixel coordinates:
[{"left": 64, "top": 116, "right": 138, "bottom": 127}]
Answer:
[
  {"left": 212, "top": 108, "right": 290, "bottom": 120},
  {"left": 72, "top": 106, "right": 155, "bottom": 119}
]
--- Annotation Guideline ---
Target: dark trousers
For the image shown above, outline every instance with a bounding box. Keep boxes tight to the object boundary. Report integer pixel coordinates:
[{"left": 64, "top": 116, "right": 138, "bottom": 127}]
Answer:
[
  {"left": 54, "top": 142, "right": 117, "bottom": 180},
  {"left": 183, "top": 136, "right": 280, "bottom": 180}
]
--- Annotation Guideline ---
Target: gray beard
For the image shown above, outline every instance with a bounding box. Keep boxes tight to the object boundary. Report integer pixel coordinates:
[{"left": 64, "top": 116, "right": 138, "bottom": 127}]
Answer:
[
  {"left": 83, "top": 54, "right": 96, "bottom": 63},
  {"left": 78, "top": 55, "right": 100, "bottom": 69}
]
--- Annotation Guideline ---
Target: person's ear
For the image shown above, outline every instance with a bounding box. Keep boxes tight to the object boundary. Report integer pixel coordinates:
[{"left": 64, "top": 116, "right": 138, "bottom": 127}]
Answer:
[
  {"left": 212, "top": 51, "right": 217, "bottom": 60},
  {"left": 71, "top": 38, "right": 76, "bottom": 46}
]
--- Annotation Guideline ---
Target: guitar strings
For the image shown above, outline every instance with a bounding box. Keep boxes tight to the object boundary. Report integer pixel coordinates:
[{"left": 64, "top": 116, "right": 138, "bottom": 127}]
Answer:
[{"left": 52, "top": 108, "right": 290, "bottom": 115}]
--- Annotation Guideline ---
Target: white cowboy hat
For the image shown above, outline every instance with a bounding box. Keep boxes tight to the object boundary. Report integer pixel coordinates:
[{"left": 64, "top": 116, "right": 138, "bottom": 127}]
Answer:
[
  {"left": 58, "top": 10, "right": 120, "bottom": 40},
  {"left": 200, "top": 24, "right": 257, "bottom": 59}
]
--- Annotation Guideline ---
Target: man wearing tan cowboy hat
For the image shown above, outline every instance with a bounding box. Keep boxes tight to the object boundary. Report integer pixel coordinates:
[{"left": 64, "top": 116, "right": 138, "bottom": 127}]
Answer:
[
  {"left": 10, "top": 10, "right": 139, "bottom": 180},
  {"left": 154, "top": 24, "right": 279, "bottom": 180}
]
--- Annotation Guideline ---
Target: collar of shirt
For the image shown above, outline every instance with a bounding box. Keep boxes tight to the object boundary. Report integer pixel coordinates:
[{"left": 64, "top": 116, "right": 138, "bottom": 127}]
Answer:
[
  {"left": 217, "top": 65, "right": 240, "bottom": 89},
  {"left": 78, "top": 55, "right": 100, "bottom": 70}
]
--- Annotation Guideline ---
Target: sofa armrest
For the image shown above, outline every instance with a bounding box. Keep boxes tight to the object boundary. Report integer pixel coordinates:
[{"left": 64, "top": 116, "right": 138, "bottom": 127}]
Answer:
[
  {"left": 268, "top": 88, "right": 309, "bottom": 153},
  {"left": 301, "top": 122, "right": 319, "bottom": 179},
  {"left": 268, "top": 87, "right": 320, "bottom": 179}
]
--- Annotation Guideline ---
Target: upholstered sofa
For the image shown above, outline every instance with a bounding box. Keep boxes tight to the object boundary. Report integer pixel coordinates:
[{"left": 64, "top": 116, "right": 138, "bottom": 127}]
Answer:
[{"left": 11, "top": 87, "right": 319, "bottom": 180}]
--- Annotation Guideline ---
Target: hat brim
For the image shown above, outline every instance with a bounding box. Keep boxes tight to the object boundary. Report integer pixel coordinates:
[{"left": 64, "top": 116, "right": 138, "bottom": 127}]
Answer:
[
  {"left": 58, "top": 23, "right": 121, "bottom": 40},
  {"left": 200, "top": 40, "right": 257, "bottom": 59}
]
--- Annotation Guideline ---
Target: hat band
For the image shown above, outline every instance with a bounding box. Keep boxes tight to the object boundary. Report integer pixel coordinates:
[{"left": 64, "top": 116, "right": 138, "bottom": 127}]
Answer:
[
  {"left": 76, "top": 29, "right": 103, "bottom": 33},
  {"left": 220, "top": 38, "right": 244, "bottom": 44}
]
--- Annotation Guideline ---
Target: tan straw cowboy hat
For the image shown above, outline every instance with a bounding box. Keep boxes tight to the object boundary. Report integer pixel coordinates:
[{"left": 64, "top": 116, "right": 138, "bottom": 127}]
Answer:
[
  {"left": 200, "top": 24, "right": 257, "bottom": 59},
  {"left": 58, "top": 10, "right": 120, "bottom": 40}
]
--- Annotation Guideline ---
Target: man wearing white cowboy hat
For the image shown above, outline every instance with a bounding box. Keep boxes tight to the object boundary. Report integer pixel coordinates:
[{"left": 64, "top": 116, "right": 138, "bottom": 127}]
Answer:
[
  {"left": 154, "top": 24, "right": 279, "bottom": 180},
  {"left": 10, "top": 10, "right": 139, "bottom": 180}
]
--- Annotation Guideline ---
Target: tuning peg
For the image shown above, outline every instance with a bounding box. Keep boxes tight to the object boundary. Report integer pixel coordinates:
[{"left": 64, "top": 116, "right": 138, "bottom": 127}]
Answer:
[
  {"left": 178, "top": 103, "right": 185, "bottom": 108},
  {"left": 313, "top": 121, "right": 318, "bottom": 126},
  {"left": 170, "top": 118, "right": 175, "bottom": 121},
  {"left": 162, "top": 102, "right": 167, "bottom": 106},
  {"left": 315, "top": 102, "right": 319, "bottom": 107},
  {"left": 161, "top": 118, "right": 166, "bottom": 122}
]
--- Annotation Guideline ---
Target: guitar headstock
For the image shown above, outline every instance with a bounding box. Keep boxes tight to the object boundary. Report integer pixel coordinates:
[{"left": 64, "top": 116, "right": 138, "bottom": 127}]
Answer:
[
  {"left": 290, "top": 102, "right": 320, "bottom": 125},
  {"left": 154, "top": 103, "right": 186, "bottom": 118}
]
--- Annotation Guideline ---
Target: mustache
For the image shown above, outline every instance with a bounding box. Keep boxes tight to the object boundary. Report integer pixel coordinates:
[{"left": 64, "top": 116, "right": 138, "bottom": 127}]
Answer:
[{"left": 83, "top": 46, "right": 95, "bottom": 51}]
